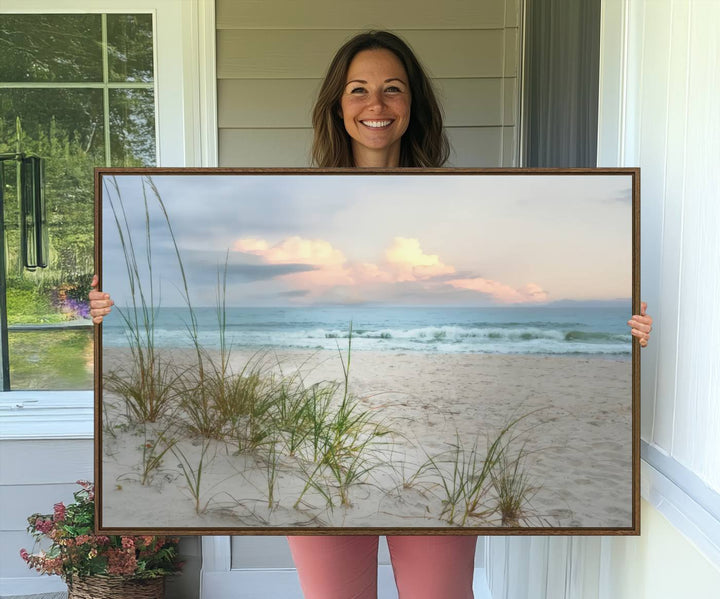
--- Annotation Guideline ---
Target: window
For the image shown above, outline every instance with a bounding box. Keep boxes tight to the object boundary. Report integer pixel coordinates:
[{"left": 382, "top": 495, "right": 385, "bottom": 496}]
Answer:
[{"left": 0, "top": 13, "right": 156, "bottom": 390}]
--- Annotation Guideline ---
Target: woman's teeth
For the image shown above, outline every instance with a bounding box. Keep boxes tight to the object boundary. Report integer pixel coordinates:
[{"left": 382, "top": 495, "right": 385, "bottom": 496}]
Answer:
[{"left": 362, "top": 120, "right": 392, "bottom": 128}]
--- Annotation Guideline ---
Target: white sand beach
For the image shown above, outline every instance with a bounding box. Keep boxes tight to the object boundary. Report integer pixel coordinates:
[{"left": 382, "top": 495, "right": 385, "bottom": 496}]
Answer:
[{"left": 100, "top": 348, "right": 633, "bottom": 531}]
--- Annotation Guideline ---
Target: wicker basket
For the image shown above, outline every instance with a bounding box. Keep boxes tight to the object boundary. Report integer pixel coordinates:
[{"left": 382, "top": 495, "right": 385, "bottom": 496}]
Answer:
[{"left": 67, "top": 575, "right": 164, "bottom": 599}]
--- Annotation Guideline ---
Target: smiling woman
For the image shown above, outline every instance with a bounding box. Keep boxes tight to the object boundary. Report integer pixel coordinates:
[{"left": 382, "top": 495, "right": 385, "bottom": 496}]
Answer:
[
  {"left": 339, "top": 49, "right": 412, "bottom": 167},
  {"left": 311, "top": 30, "right": 449, "bottom": 168}
]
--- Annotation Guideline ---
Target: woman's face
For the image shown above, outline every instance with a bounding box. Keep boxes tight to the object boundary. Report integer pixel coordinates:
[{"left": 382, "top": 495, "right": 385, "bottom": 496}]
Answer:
[{"left": 340, "top": 48, "right": 411, "bottom": 167}]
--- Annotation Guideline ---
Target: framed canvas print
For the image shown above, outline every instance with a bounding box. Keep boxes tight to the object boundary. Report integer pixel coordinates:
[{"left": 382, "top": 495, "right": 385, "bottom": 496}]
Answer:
[{"left": 94, "top": 168, "right": 640, "bottom": 535}]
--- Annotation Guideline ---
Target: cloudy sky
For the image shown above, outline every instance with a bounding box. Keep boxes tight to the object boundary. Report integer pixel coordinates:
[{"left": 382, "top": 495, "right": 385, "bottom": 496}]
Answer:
[{"left": 100, "top": 173, "right": 633, "bottom": 307}]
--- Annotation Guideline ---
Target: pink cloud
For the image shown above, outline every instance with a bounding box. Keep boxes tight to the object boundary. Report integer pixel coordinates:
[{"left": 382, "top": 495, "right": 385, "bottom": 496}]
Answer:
[
  {"left": 353, "top": 262, "right": 395, "bottom": 283},
  {"left": 233, "top": 236, "right": 548, "bottom": 305},
  {"left": 446, "top": 277, "right": 549, "bottom": 304},
  {"left": 232, "top": 238, "right": 269, "bottom": 253},
  {"left": 233, "top": 236, "right": 346, "bottom": 267},
  {"left": 233, "top": 236, "right": 353, "bottom": 288},
  {"left": 384, "top": 237, "right": 456, "bottom": 281},
  {"left": 232, "top": 236, "right": 456, "bottom": 289}
]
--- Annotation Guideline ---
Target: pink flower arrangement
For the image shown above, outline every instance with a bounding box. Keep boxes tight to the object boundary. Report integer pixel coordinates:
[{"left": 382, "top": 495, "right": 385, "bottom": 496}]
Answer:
[
  {"left": 20, "top": 481, "right": 181, "bottom": 583},
  {"left": 53, "top": 502, "right": 66, "bottom": 522}
]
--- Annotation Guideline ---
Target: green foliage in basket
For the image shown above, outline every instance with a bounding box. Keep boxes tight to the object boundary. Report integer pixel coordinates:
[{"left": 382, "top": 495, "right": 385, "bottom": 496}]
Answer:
[{"left": 20, "top": 481, "right": 182, "bottom": 583}]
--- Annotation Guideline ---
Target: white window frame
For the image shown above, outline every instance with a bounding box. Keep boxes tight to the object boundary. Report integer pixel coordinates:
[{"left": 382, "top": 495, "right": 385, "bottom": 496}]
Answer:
[{"left": 0, "top": 0, "right": 217, "bottom": 437}]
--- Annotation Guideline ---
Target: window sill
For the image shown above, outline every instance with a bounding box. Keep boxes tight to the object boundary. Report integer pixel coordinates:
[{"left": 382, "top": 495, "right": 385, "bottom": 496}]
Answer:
[{"left": 0, "top": 391, "right": 93, "bottom": 440}]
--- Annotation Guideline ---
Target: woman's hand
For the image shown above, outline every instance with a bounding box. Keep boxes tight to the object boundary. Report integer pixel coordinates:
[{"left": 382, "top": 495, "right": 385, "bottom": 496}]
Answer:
[
  {"left": 89, "top": 274, "right": 114, "bottom": 325},
  {"left": 628, "top": 301, "right": 653, "bottom": 348}
]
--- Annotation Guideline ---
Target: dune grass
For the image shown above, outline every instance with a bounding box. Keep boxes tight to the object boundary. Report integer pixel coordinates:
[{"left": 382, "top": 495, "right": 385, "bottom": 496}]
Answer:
[
  {"left": 138, "top": 431, "right": 177, "bottom": 487},
  {"left": 170, "top": 438, "right": 213, "bottom": 514},
  {"left": 490, "top": 443, "right": 539, "bottom": 526},
  {"left": 291, "top": 333, "right": 392, "bottom": 509},
  {"left": 104, "top": 356, "right": 183, "bottom": 424},
  {"left": 416, "top": 412, "right": 541, "bottom": 526}
]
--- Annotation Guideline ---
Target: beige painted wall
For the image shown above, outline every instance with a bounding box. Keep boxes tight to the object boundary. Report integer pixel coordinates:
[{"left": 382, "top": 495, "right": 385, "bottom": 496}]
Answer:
[
  {"left": 485, "top": 500, "right": 720, "bottom": 599},
  {"left": 216, "top": 0, "right": 522, "bottom": 167},
  {"left": 602, "top": 500, "right": 720, "bottom": 599}
]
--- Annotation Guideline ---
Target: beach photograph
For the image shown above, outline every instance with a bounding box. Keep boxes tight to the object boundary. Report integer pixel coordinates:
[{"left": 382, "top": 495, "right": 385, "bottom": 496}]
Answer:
[{"left": 97, "top": 171, "right": 636, "bottom": 532}]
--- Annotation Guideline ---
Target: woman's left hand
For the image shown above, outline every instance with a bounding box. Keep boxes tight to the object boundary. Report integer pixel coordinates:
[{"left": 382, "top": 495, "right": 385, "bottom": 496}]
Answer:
[{"left": 628, "top": 301, "right": 653, "bottom": 348}]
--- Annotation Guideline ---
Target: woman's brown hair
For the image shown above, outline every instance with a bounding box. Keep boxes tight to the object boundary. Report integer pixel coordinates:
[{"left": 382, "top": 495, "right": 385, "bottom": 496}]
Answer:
[{"left": 311, "top": 31, "right": 449, "bottom": 168}]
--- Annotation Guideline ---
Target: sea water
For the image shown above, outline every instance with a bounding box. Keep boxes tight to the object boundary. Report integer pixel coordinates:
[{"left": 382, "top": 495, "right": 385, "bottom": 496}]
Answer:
[{"left": 102, "top": 305, "right": 631, "bottom": 357}]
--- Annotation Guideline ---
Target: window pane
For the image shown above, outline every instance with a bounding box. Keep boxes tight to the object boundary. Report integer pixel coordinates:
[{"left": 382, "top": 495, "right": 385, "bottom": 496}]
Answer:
[
  {"left": 0, "top": 14, "right": 102, "bottom": 82},
  {"left": 8, "top": 330, "right": 93, "bottom": 390},
  {"left": 109, "top": 88, "right": 156, "bottom": 167},
  {"left": 1, "top": 88, "right": 103, "bottom": 277},
  {"left": 107, "top": 14, "right": 154, "bottom": 83},
  {"left": 2, "top": 90, "right": 100, "bottom": 390},
  {"left": 0, "top": 89, "right": 106, "bottom": 162}
]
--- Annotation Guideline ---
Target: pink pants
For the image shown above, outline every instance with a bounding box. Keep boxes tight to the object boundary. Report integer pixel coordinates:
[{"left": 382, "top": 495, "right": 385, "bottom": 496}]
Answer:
[{"left": 287, "top": 535, "right": 477, "bottom": 599}]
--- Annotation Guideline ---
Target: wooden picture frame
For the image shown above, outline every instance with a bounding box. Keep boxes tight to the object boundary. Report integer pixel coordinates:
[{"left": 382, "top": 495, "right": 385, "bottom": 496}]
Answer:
[{"left": 95, "top": 167, "right": 640, "bottom": 535}]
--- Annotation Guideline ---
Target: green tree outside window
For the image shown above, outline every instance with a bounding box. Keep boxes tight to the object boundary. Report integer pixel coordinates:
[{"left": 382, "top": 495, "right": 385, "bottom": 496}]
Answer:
[{"left": 0, "top": 13, "right": 156, "bottom": 389}]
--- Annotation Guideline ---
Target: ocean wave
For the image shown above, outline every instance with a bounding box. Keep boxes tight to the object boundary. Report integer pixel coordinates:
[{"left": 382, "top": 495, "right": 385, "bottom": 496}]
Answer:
[
  {"left": 564, "top": 330, "right": 631, "bottom": 342},
  {"left": 318, "top": 325, "right": 570, "bottom": 343},
  {"left": 104, "top": 323, "right": 630, "bottom": 356}
]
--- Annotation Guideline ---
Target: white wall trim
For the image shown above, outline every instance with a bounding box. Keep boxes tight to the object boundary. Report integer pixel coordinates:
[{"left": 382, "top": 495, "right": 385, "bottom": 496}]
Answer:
[
  {"left": 197, "top": 0, "right": 218, "bottom": 167},
  {"left": 597, "top": 0, "right": 624, "bottom": 166},
  {"left": 201, "top": 568, "right": 303, "bottom": 599},
  {"left": 201, "top": 536, "right": 232, "bottom": 573},
  {"left": 0, "top": 391, "right": 93, "bottom": 440},
  {"left": 641, "top": 458, "right": 720, "bottom": 568},
  {"left": 180, "top": 0, "right": 218, "bottom": 167},
  {"left": 517, "top": 0, "right": 528, "bottom": 166},
  {"left": 642, "top": 441, "right": 720, "bottom": 523}
]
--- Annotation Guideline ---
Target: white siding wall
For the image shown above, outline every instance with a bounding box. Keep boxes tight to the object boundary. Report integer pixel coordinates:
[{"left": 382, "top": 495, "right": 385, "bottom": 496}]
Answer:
[
  {"left": 0, "top": 393, "right": 94, "bottom": 597},
  {"left": 0, "top": 440, "right": 92, "bottom": 592},
  {"left": 216, "top": 0, "right": 522, "bottom": 167},
  {"left": 485, "top": 0, "right": 720, "bottom": 596},
  {"left": 614, "top": 0, "right": 720, "bottom": 489}
]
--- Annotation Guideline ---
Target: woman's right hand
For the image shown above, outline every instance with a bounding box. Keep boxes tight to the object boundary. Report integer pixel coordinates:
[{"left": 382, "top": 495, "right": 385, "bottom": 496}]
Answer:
[{"left": 89, "top": 274, "right": 114, "bottom": 324}]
